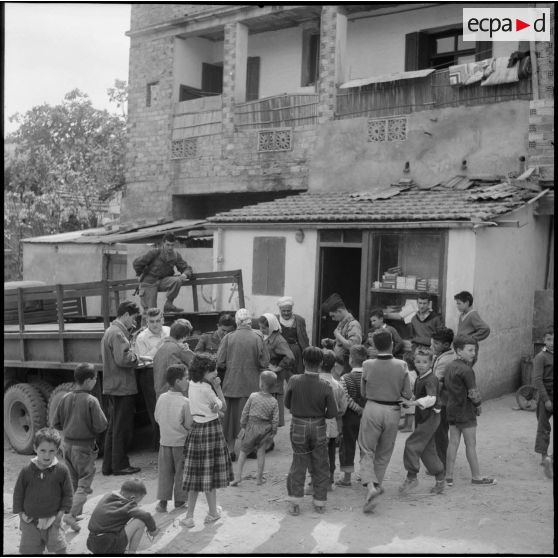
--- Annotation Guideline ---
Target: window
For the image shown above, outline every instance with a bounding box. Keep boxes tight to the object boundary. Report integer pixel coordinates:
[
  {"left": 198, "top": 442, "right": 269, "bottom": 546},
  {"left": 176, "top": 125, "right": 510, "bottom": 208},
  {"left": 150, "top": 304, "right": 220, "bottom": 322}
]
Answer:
[
  {"left": 301, "top": 29, "right": 320, "bottom": 86},
  {"left": 252, "top": 237, "right": 286, "bottom": 296},
  {"left": 201, "top": 62, "right": 223, "bottom": 95},
  {"left": 405, "top": 26, "right": 492, "bottom": 71},
  {"left": 246, "top": 57, "right": 260, "bottom": 101},
  {"left": 146, "top": 82, "right": 159, "bottom": 107}
]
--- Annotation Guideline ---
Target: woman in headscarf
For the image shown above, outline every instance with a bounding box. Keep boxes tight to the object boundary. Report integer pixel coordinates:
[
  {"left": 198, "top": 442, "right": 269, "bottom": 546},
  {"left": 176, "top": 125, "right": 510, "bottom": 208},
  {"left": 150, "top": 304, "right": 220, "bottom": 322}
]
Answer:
[
  {"left": 258, "top": 313, "right": 295, "bottom": 432},
  {"left": 276, "top": 297, "right": 310, "bottom": 375},
  {"left": 217, "top": 309, "right": 270, "bottom": 461}
]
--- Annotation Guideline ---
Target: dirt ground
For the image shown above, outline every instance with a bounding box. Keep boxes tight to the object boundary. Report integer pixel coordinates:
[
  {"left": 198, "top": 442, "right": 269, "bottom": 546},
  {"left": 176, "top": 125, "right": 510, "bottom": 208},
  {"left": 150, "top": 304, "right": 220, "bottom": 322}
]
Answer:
[{"left": 3, "top": 392, "right": 554, "bottom": 555}]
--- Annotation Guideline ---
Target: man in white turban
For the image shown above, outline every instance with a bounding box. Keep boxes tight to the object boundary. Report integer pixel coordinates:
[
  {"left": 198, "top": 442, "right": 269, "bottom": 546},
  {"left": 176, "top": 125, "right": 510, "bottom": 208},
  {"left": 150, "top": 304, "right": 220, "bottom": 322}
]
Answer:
[{"left": 276, "top": 297, "right": 309, "bottom": 375}]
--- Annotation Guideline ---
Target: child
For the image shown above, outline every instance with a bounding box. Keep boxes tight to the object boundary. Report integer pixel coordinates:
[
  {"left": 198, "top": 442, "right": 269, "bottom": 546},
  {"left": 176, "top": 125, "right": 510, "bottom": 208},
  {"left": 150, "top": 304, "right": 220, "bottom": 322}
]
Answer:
[
  {"left": 154, "top": 364, "right": 193, "bottom": 512},
  {"left": 399, "top": 347, "right": 445, "bottom": 495},
  {"left": 53, "top": 363, "right": 108, "bottom": 532},
  {"left": 444, "top": 335, "right": 495, "bottom": 486},
  {"left": 454, "top": 291, "right": 490, "bottom": 363},
  {"left": 86, "top": 479, "right": 158, "bottom": 554},
  {"left": 533, "top": 326, "right": 553, "bottom": 478},
  {"left": 305, "top": 349, "right": 348, "bottom": 494},
  {"left": 13, "top": 427, "right": 73, "bottom": 555},
  {"left": 230, "top": 370, "right": 279, "bottom": 486},
  {"left": 181, "top": 353, "right": 233, "bottom": 528},
  {"left": 337, "top": 344, "right": 368, "bottom": 487},
  {"left": 399, "top": 366, "right": 418, "bottom": 433},
  {"left": 366, "top": 309, "right": 404, "bottom": 358}
]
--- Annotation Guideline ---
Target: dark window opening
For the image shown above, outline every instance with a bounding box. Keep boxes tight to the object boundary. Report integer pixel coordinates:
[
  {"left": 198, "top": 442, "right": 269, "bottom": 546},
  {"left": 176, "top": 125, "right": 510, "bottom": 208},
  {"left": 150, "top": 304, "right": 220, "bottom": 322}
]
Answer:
[
  {"left": 246, "top": 56, "right": 260, "bottom": 101},
  {"left": 301, "top": 29, "right": 320, "bottom": 86},
  {"left": 146, "top": 82, "right": 158, "bottom": 107},
  {"left": 201, "top": 62, "right": 223, "bottom": 94}
]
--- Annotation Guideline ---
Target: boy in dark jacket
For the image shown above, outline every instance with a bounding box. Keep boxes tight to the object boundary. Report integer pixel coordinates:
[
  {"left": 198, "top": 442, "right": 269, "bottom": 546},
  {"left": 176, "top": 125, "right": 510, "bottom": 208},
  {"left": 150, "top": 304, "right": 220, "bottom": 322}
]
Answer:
[
  {"left": 399, "top": 347, "right": 445, "bottom": 495},
  {"left": 87, "top": 479, "right": 159, "bottom": 554},
  {"left": 13, "top": 427, "right": 74, "bottom": 555},
  {"left": 53, "top": 363, "right": 108, "bottom": 531}
]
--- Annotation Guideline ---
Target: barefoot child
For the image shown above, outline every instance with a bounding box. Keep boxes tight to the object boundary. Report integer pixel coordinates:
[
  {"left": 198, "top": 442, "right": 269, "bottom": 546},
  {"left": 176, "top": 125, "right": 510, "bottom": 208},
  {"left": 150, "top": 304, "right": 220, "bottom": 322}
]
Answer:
[
  {"left": 231, "top": 370, "right": 279, "bottom": 486},
  {"left": 399, "top": 347, "right": 445, "bottom": 495},
  {"left": 181, "top": 353, "right": 233, "bottom": 528},
  {"left": 154, "top": 364, "right": 193, "bottom": 512},
  {"left": 86, "top": 479, "right": 158, "bottom": 554},
  {"left": 13, "top": 427, "right": 73, "bottom": 555},
  {"left": 53, "top": 363, "right": 108, "bottom": 532},
  {"left": 444, "top": 335, "right": 495, "bottom": 486}
]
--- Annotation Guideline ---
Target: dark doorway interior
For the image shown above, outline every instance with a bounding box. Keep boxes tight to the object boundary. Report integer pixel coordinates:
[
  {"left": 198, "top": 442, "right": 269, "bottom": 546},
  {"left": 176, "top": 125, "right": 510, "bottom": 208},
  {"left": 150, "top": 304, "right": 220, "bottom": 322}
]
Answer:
[{"left": 317, "top": 246, "right": 361, "bottom": 344}]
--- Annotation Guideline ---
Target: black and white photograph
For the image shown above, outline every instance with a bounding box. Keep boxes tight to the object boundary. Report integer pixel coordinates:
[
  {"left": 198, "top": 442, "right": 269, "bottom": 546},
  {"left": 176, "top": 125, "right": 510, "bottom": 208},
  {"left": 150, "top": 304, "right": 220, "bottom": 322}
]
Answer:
[{"left": 3, "top": 2, "right": 554, "bottom": 554}]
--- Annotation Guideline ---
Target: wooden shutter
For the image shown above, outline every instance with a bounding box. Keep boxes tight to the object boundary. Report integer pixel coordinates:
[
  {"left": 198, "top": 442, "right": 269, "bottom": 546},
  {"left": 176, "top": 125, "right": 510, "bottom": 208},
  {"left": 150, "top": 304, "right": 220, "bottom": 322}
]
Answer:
[
  {"left": 252, "top": 237, "right": 286, "bottom": 296},
  {"left": 246, "top": 57, "right": 260, "bottom": 101},
  {"left": 201, "top": 63, "right": 223, "bottom": 94},
  {"left": 475, "top": 41, "right": 492, "bottom": 61},
  {"left": 404, "top": 31, "right": 430, "bottom": 71}
]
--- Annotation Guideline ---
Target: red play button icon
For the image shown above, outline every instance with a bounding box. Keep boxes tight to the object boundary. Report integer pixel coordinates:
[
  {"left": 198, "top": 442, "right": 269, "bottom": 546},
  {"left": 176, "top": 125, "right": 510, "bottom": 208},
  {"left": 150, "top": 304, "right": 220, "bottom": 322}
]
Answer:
[{"left": 516, "top": 18, "right": 530, "bottom": 31}]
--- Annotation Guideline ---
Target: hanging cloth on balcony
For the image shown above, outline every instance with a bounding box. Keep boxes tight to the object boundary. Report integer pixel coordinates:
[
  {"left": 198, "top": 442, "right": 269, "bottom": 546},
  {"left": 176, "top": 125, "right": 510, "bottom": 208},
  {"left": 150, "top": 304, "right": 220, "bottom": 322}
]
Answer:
[
  {"left": 480, "top": 56, "right": 520, "bottom": 86},
  {"left": 449, "top": 58, "right": 493, "bottom": 86},
  {"left": 339, "top": 69, "right": 435, "bottom": 89}
]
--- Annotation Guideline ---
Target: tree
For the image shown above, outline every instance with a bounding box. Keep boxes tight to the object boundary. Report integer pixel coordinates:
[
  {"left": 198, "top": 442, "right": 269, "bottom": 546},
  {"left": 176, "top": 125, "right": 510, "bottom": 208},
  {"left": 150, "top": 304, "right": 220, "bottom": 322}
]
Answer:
[{"left": 4, "top": 83, "right": 127, "bottom": 279}]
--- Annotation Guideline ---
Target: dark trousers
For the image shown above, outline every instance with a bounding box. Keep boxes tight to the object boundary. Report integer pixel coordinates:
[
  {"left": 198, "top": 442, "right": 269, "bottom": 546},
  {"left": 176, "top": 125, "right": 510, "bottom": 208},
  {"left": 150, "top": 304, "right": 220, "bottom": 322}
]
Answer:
[
  {"left": 535, "top": 397, "right": 553, "bottom": 455},
  {"left": 339, "top": 409, "right": 360, "bottom": 473},
  {"left": 434, "top": 405, "right": 449, "bottom": 468},
  {"left": 103, "top": 395, "right": 136, "bottom": 473},
  {"left": 136, "top": 368, "right": 160, "bottom": 448},
  {"left": 327, "top": 437, "right": 336, "bottom": 480},
  {"left": 403, "top": 413, "right": 444, "bottom": 480}
]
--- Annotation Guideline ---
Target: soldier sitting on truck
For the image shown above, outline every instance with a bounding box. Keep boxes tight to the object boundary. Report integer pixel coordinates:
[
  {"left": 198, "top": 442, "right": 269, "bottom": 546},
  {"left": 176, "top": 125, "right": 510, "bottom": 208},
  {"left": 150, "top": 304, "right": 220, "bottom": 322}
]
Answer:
[{"left": 133, "top": 232, "right": 194, "bottom": 314}]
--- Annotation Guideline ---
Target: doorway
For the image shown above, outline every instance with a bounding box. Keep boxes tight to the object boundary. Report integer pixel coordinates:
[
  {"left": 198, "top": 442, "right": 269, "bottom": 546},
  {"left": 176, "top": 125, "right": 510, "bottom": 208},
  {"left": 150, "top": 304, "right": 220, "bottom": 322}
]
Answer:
[{"left": 317, "top": 246, "right": 361, "bottom": 343}]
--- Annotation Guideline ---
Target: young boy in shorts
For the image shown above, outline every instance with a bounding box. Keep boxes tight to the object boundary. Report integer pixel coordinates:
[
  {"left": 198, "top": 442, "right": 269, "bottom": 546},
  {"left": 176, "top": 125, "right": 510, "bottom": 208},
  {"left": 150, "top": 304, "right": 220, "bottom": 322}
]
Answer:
[
  {"left": 154, "top": 364, "right": 193, "bottom": 512},
  {"left": 53, "top": 363, "right": 108, "bottom": 532},
  {"left": 231, "top": 370, "right": 279, "bottom": 486},
  {"left": 87, "top": 479, "right": 159, "bottom": 554},
  {"left": 444, "top": 335, "right": 495, "bottom": 486},
  {"left": 13, "top": 427, "right": 74, "bottom": 555},
  {"left": 399, "top": 347, "right": 445, "bottom": 495},
  {"left": 533, "top": 326, "right": 553, "bottom": 478}
]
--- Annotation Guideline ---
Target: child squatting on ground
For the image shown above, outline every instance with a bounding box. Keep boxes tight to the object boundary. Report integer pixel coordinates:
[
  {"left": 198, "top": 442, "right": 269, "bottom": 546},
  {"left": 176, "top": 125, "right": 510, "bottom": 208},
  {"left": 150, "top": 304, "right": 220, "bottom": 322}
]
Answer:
[
  {"left": 154, "top": 363, "right": 193, "bottom": 512},
  {"left": 52, "top": 363, "right": 108, "bottom": 532},
  {"left": 86, "top": 479, "right": 158, "bottom": 554},
  {"left": 444, "top": 335, "right": 495, "bottom": 486},
  {"left": 533, "top": 326, "right": 554, "bottom": 479},
  {"left": 181, "top": 353, "right": 234, "bottom": 528},
  {"left": 231, "top": 370, "right": 279, "bottom": 486},
  {"left": 399, "top": 347, "right": 445, "bottom": 495},
  {"left": 13, "top": 427, "right": 74, "bottom": 555}
]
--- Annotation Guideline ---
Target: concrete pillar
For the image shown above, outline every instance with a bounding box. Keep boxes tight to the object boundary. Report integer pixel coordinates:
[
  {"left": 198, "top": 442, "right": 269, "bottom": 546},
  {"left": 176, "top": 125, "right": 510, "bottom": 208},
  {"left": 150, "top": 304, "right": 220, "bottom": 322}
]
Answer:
[
  {"left": 222, "top": 21, "right": 248, "bottom": 136},
  {"left": 317, "top": 6, "right": 347, "bottom": 123}
]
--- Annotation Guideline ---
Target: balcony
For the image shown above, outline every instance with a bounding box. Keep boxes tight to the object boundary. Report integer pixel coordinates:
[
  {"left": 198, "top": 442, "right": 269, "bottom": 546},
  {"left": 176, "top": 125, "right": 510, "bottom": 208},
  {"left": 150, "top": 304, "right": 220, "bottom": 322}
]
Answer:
[
  {"left": 335, "top": 68, "right": 532, "bottom": 120},
  {"left": 171, "top": 95, "right": 223, "bottom": 140}
]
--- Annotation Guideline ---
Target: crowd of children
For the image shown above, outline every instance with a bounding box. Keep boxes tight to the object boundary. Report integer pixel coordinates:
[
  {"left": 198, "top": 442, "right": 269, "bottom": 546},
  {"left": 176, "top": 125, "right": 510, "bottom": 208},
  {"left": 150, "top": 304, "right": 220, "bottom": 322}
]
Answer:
[{"left": 13, "top": 291, "right": 552, "bottom": 553}]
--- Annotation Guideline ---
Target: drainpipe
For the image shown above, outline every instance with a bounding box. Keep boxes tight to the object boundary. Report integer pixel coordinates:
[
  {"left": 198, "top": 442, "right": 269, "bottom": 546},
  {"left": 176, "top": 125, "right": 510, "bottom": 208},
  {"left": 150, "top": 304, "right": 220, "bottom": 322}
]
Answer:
[{"left": 215, "top": 227, "right": 224, "bottom": 310}]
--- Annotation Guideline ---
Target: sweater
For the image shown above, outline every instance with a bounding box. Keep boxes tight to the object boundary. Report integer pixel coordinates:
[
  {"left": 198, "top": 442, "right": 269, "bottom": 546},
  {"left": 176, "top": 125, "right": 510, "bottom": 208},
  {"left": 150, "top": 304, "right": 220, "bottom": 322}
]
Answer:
[
  {"left": 361, "top": 355, "right": 412, "bottom": 403},
  {"left": 413, "top": 370, "right": 440, "bottom": 424},
  {"left": 532, "top": 348, "right": 553, "bottom": 402},
  {"left": 53, "top": 390, "right": 108, "bottom": 445},
  {"left": 13, "top": 458, "right": 73, "bottom": 518},
  {"left": 410, "top": 311, "right": 444, "bottom": 346},
  {"left": 432, "top": 348, "right": 456, "bottom": 405},
  {"left": 284, "top": 373, "right": 338, "bottom": 419},
  {"left": 154, "top": 390, "right": 193, "bottom": 446},
  {"left": 457, "top": 310, "right": 490, "bottom": 342},
  {"left": 88, "top": 492, "right": 156, "bottom": 535},
  {"left": 444, "top": 358, "right": 481, "bottom": 423},
  {"left": 153, "top": 337, "right": 194, "bottom": 399},
  {"left": 101, "top": 320, "right": 140, "bottom": 396},
  {"left": 188, "top": 381, "right": 222, "bottom": 423},
  {"left": 339, "top": 368, "right": 366, "bottom": 413}
]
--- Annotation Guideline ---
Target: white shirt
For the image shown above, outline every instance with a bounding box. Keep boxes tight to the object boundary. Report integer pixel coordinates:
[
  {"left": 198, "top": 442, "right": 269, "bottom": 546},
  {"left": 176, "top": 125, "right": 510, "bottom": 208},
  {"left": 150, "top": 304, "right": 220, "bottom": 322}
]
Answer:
[
  {"left": 154, "top": 390, "right": 192, "bottom": 446},
  {"left": 136, "top": 326, "right": 170, "bottom": 358},
  {"left": 188, "top": 381, "right": 222, "bottom": 423}
]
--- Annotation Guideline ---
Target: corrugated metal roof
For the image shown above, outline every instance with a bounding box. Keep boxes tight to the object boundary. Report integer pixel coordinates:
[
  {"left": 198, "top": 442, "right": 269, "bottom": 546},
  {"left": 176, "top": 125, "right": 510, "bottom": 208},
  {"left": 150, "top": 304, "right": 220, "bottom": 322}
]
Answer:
[{"left": 340, "top": 69, "right": 435, "bottom": 89}]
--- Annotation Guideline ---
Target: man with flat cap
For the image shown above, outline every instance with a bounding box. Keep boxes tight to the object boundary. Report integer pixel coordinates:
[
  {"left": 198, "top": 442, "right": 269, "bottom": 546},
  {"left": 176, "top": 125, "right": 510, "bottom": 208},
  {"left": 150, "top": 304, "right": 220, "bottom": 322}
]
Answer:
[
  {"left": 276, "top": 296, "right": 310, "bottom": 375},
  {"left": 320, "top": 293, "right": 362, "bottom": 379}
]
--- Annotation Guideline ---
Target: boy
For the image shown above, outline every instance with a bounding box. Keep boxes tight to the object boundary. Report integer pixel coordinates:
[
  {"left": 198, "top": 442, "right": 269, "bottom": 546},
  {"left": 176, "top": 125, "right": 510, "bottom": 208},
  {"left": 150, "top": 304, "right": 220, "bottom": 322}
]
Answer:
[
  {"left": 53, "top": 363, "right": 108, "bottom": 532},
  {"left": 366, "top": 309, "right": 404, "bottom": 358},
  {"left": 337, "top": 345, "right": 368, "bottom": 487},
  {"left": 444, "top": 335, "right": 495, "bottom": 486},
  {"left": 87, "top": 479, "right": 159, "bottom": 555},
  {"left": 533, "top": 326, "right": 553, "bottom": 478},
  {"left": 154, "top": 364, "right": 193, "bottom": 512},
  {"left": 13, "top": 427, "right": 74, "bottom": 555},
  {"left": 399, "top": 347, "right": 445, "bottom": 495},
  {"left": 231, "top": 370, "right": 279, "bottom": 486},
  {"left": 454, "top": 291, "right": 490, "bottom": 362}
]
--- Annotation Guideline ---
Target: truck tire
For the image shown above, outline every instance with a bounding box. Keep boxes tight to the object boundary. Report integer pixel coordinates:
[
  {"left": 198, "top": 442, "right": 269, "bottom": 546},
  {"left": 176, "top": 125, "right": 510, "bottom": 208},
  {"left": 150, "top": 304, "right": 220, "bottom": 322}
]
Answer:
[
  {"left": 30, "top": 380, "right": 54, "bottom": 404},
  {"left": 4, "top": 383, "right": 48, "bottom": 454},
  {"left": 47, "top": 383, "right": 75, "bottom": 427}
]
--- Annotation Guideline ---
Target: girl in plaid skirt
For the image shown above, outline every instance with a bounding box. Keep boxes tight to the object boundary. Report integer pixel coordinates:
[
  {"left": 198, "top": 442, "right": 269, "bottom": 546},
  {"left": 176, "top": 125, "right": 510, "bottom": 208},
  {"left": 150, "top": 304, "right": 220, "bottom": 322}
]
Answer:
[{"left": 181, "top": 354, "right": 233, "bottom": 528}]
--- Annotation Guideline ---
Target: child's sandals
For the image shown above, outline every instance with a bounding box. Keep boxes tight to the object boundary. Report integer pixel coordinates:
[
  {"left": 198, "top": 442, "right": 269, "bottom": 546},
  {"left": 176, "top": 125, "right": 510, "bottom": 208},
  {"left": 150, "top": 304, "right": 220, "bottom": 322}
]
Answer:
[
  {"left": 204, "top": 506, "right": 223, "bottom": 524},
  {"left": 180, "top": 517, "right": 195, "bottom": 528}
]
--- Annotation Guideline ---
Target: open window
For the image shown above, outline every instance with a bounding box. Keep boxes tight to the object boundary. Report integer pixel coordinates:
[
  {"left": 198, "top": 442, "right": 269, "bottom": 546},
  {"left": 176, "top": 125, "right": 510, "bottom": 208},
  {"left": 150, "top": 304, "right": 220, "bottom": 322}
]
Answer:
[{"left": 301, "top": 29, "right": 320, "bottom": 86}]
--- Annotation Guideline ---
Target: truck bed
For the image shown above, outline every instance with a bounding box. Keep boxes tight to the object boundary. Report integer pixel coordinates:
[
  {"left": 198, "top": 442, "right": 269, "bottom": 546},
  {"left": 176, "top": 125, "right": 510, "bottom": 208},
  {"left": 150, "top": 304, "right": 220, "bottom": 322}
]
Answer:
[{"left": 4, "top": 322, "right": 106, "bottom": 333}]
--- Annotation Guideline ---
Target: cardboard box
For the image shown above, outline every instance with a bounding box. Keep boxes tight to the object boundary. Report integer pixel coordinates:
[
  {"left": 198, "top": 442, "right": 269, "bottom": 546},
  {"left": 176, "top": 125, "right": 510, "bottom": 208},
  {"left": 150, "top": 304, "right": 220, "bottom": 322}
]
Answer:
[{"left": 405, "top": 276, "right": 417, "bottom": 290}]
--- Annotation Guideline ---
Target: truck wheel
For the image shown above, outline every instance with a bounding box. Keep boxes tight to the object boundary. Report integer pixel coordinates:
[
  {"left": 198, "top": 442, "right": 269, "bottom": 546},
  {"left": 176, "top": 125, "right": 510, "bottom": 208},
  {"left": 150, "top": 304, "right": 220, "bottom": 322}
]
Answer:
[
  {"left": 4, "top": 384, "right": 47, "bottom": 454},
  {"left": 516, "top": 385, "right": 539, "bottom": 411},
  {"left": 30, "top": 380, "right": 54, "bottom": 404},
  {"left": 47, "top": 383, "right": 75, "bottom": 427}
]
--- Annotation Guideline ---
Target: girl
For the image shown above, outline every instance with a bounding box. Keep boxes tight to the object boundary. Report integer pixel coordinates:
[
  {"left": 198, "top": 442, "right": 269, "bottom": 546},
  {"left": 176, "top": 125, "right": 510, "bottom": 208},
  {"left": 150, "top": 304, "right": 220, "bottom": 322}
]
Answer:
[{"left": 181, "top": 353, "right": 233, "bottom": 528}]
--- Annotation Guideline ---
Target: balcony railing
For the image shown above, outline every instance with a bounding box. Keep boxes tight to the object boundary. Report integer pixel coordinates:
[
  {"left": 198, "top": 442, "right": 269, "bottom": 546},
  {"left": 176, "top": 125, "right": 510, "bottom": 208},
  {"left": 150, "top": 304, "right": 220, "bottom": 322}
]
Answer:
[
  {"left": 335, "top": 68, "right": 532, "bottom": 120},
  {"left": 234, "top": 94, "right": 319, "bottom": 130},
  {"left": 172, "top": 95, "right": 223, "bottom": 140}
]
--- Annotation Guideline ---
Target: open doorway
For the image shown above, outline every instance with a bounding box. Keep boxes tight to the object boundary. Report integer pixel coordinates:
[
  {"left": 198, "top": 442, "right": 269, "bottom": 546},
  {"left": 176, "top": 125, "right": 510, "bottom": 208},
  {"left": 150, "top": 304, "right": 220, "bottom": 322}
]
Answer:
[{"left": 317, "top": 246, "right": 361, "bottom": 343}]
